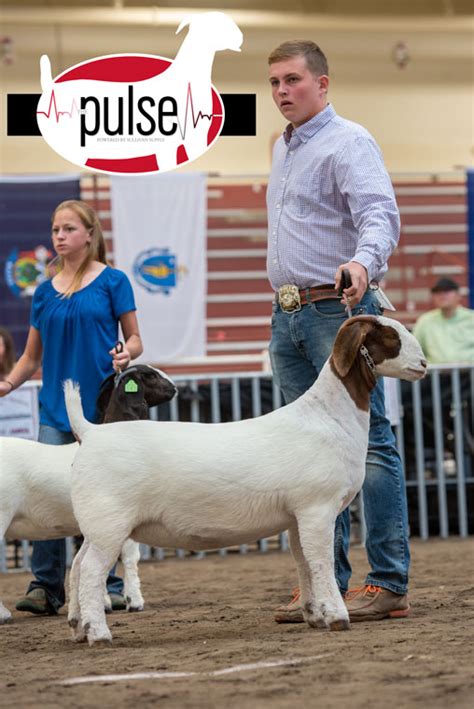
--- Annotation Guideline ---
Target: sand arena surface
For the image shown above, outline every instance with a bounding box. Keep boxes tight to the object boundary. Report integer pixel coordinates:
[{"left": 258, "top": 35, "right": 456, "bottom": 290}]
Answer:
[{"left": 0, "top": 538, "right": 473, "bottom": 708}]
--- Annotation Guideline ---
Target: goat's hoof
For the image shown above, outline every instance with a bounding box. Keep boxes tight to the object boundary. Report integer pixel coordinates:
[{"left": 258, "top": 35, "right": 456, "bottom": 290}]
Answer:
[
  {"left": 127, "top": 604, "right": 144, "bottom": 613},
  {"left": 85, "top": 622, "right": 113, "bottom": 647},
  {"left": 329, "top": 619, "right": 350, "bottom": 631},
  {"left": 69, "top": 619, "right": 87, "bottom": 642},
  {"left": 0, "top": 616, "right": 12, "bottom": 625},
  {"left": 88, "top": 636, "right": 113, "bottom": 648},
  {"left": 306, "top": 617, "right": 326, "bottom": 629},
  {"left": 72, "top": 631, "right": 87, "bottom": 643}
]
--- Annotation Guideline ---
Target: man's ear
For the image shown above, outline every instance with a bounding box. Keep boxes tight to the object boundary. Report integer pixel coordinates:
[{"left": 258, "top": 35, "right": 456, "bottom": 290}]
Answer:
[{"left": 318, "top": 74, "right": 329, "bottom": 93}]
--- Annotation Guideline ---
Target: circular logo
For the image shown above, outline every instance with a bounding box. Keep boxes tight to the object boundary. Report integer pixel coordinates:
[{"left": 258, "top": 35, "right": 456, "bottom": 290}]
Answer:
[
  {"left": 133, "top": 248, "right": 183, "bottom": 294},
  {"left": 5, "top": 246, "right": 53, "bottom": 297}
]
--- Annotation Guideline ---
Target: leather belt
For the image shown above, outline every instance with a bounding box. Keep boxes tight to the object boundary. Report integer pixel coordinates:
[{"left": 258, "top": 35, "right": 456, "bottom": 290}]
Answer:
[{"left": 277, "top": 284, "right": 340, "bottom": 313}]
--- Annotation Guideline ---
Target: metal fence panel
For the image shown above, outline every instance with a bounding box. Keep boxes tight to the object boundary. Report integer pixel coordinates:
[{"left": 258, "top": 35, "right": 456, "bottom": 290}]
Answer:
[{"left": 1, "top": 365, "right": 473, "bottom": 572}]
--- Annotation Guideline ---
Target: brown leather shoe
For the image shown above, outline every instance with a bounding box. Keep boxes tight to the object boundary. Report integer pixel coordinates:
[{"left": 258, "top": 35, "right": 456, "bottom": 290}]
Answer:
[
  {"left": 274, "top": 587, "right": 304, "bottom": 623},
  {"left": 345, "top": 585, "right": 409, "bottom": 622}
]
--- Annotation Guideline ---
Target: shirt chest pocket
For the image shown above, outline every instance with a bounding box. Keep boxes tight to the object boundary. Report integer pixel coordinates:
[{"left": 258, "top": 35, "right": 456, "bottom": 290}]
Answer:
[{"left": 286, "top": 177, "right": 322, "bottom": 219}]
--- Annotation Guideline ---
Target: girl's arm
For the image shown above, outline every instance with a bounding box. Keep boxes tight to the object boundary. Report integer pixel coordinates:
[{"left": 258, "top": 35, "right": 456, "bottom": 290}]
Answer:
[
  {"left": 110, "top": 311, "right": 143, "bottom": 371},
  {"left": 0, "top": 327, "right": 43, "bottom": 396}
]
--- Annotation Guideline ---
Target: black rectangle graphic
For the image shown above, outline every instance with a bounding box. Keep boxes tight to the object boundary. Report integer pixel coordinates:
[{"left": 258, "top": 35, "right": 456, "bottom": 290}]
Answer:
[{"left": 6, "top": 93, "right": 256, "bottom": 137}]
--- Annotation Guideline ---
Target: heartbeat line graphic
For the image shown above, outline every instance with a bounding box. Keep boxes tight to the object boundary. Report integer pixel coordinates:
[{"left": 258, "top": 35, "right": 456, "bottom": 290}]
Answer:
[
  {"left": 36, "top": 82, "right": 222, "bottom": 138},
  {"left": 177, "top": 82, "right": 222, "bottom": 140},
  {"left": 36, "top": 90, "right": 81, "bottom": 122}
]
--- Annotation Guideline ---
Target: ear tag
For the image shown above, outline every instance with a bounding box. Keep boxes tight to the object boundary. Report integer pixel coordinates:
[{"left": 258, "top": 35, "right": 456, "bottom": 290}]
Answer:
[{"left": 124, "top": 380, "right": 139, "bottom": 394}]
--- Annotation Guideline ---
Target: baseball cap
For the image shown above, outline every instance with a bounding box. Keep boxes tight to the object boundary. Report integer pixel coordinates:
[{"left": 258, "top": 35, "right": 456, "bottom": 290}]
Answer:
[{"left": 431, "top": 278, "right": 460, "bottom": 293}]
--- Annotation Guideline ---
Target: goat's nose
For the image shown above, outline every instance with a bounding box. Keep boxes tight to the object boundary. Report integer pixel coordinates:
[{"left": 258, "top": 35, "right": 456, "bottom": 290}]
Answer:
[{"left": 421, "top": 358, "right": 428, "bottom": 368}]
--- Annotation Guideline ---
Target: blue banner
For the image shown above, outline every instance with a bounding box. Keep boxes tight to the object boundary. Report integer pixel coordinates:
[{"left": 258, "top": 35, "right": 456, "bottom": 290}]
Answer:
[{"left": 0, "top": 175, "right": 80, "bottom": 354}]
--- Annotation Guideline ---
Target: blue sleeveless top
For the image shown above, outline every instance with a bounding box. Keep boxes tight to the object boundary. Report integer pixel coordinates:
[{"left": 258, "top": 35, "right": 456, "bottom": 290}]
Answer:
[{"left": 31, "top": 266, "right": 136, "bottom": 431}]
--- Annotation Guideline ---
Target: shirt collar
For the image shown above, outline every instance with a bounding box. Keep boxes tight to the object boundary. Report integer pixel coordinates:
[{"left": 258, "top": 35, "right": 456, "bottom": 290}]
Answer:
[{"left": 283, "top": 103, "right": 337, "bottom": 145}]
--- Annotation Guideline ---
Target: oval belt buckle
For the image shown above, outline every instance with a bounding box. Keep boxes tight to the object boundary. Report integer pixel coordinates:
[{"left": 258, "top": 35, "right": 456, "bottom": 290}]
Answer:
[{"left": 278, "top": 284, "right": 301, "bottom": 313}]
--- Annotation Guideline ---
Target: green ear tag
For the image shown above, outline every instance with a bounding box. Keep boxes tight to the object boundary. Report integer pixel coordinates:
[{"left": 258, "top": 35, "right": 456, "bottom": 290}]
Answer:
[{"left": 124, "top": 380, "right": 139, "bottom": 394}]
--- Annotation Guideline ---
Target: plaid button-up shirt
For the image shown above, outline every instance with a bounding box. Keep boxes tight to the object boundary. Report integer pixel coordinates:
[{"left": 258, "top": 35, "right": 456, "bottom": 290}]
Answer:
[{"left": 266, "top": 103, "right": 400, "bottom": 290}]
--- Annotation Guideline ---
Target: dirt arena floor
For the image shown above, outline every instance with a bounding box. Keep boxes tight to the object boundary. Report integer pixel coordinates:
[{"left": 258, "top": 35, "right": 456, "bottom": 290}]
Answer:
[{"left": 0, "top": 538, "right": 473, "bottom": 709}]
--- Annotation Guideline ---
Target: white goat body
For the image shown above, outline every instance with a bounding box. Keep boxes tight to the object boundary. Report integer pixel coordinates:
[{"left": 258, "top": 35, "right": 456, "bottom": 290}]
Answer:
[
  {"left": 0, "top": 364, "right": 177, "bottom": 624},
  {"left": 65, "top": 316, "right": 427, "bottom": 645},
  {"left": 0, "top": 440, "right": 143, "bottom": 624}
]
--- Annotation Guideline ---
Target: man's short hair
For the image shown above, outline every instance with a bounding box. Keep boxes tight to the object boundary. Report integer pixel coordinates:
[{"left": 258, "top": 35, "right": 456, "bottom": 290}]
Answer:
[
  {"left": 268, "top": 40, "right": 329, "bottom": 77},
  {"left": 431, "top": 277, "right": 460, "bottom": 293}
]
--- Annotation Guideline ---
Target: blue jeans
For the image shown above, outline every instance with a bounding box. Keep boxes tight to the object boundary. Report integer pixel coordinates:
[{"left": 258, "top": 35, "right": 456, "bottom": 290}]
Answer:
[
  {"left": 28, "top": 424, "right": 124, "bottom": 610},
  {"left": 269, "top": 289, "right": 410, "bottom": 595}
]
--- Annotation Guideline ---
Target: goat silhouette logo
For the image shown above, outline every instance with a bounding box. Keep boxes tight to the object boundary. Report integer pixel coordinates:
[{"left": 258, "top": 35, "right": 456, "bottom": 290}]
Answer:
[
  {"left": 36, "top": 12, "right": 243, "bottom": 175},
  {"left": 133, "top": 248, "right": 188, "bottom": 295}
]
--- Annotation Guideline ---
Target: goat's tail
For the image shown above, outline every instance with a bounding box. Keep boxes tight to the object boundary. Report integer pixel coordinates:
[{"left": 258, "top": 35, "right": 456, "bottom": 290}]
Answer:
[{"left": 63, "top": 380, "right": 93, "bottom": 442}]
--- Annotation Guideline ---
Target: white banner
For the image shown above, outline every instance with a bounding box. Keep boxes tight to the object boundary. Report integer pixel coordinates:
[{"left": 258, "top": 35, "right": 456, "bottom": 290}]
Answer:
[
  {"left": 110, "top": 173, "right": 206, "bottom": 361},
  {"left": 0, "top": 386, "right": 39, "bottom": 440}
]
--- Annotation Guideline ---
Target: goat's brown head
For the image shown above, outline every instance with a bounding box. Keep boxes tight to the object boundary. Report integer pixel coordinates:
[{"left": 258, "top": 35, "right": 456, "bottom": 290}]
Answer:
[
  {"left": 96, "top": 365, "right": 177, "bottom": 424},
  {"left": 331, "top": 315, "right": 427, "bottom": 408}
]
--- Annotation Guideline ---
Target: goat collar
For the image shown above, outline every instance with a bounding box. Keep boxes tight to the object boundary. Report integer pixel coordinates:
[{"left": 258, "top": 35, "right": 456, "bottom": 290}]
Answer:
[
  {"left": 359, "top": 345, "right": 376, "bottom": 373},
  {"left": 114, "top": 366, "right": 139, "bottom": 389}
]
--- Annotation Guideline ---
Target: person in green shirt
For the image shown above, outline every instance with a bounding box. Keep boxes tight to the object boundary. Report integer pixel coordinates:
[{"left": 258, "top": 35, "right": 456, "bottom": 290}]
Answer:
[{"left": 413, "top": 278, "right": 474, "bottom": 364}]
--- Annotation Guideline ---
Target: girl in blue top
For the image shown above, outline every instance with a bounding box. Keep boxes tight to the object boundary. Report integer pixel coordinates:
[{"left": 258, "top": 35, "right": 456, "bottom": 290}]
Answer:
[{"left": 0, "top": 199, "right": 143, "bottom": 615}]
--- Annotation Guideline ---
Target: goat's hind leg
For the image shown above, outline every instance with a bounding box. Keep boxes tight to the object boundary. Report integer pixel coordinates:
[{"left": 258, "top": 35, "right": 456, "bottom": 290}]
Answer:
[
  {"left": 296, "top": 506, "right": 350, "bottom": 631},
  {"left": 68, "top": 538, "right": 89, "bottom": 642},
  {"left": 121, "top": 539, "right": 144, "bottom": 612},
  {"left": 79, "top": 539, "right": 125, "bottom": 647}
]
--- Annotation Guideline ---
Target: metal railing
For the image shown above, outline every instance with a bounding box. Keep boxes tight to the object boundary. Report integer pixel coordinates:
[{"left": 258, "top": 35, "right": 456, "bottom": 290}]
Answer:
[{"left": 1, "top": 364, "right": 473, "bottom": 572}]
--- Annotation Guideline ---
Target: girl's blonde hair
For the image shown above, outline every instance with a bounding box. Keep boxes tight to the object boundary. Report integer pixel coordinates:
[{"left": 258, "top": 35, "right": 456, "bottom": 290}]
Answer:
[{"left": 50, "top": 200, "right": 107, "bottom": 297}]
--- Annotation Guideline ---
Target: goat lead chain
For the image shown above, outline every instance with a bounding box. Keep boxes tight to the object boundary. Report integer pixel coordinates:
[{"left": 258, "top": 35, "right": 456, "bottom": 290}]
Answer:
[{"left": 359, "top": 345, "right": 376, "bottom": 372}]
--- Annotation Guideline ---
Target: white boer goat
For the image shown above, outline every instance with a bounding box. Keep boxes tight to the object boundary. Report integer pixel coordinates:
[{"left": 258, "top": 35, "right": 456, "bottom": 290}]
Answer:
[
  {"left": 0, "top": 365, "right": 177, "bottom": 625},
  {"left": 64, "top": 316, "right": 427, "bottom": 646}
]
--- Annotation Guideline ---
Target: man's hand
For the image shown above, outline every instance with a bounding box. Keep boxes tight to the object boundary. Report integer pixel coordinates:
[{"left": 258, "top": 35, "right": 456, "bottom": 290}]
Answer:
[{"left": 335, "top": 261, "right": 368, "bottom": 307}]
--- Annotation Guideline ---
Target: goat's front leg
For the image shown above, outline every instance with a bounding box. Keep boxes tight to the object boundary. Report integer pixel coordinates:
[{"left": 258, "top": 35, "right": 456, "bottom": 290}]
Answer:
[
  {"left": 287, "top": 521, "right": 312, "bottom": 612},
  {"left": 79, "top": 542, "right": 122, "bottom": 647},
  {"left": 68, "top": 538, "right": 89, "bottom": 642},
  {"left": 296, "top": 506, "right": 350, "bottom": 631},
  {"left": 121, "top": 539, "right": 144, "bottom": 612}
]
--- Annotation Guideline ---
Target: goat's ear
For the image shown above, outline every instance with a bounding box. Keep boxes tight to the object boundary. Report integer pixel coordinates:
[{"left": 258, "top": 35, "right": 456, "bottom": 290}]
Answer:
[
  {"left": 332, "top": 317, "right": 377, "bottom": 378},
  {"left": 95, "top": 374, "right": 115, "bottom": 422}
]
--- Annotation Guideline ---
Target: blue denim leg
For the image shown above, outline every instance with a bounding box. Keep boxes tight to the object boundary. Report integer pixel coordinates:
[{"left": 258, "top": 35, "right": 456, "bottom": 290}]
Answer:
[
  {"left": 362, "top": 381, "right": 410, "bottom": 595},
  {"left": 28, "top": 425, "right": 76, "bottom": 610},
  {"left": 28, "top": 424, "right": 123, "bottom": 608},
  {"left": 106, "top": 567, "right": 124, "bottom": 595},
  {"left": 269, "top": 290, "right": 410, "bottom": 595}
]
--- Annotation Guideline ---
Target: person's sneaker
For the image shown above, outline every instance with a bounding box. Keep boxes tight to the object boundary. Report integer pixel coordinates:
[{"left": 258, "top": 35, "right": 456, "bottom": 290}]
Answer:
[
  {"left": 274, "top": 587, "right": 304, "bottom": 623},
  {"left": 109, "top": 592, "right": 127, "bottom": 611},
  {"left": 15, "top": 588, "right": 56, "bottom": 616},
  {"left": 345, "top": 584, "right": 410, "bottom": 622}
]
